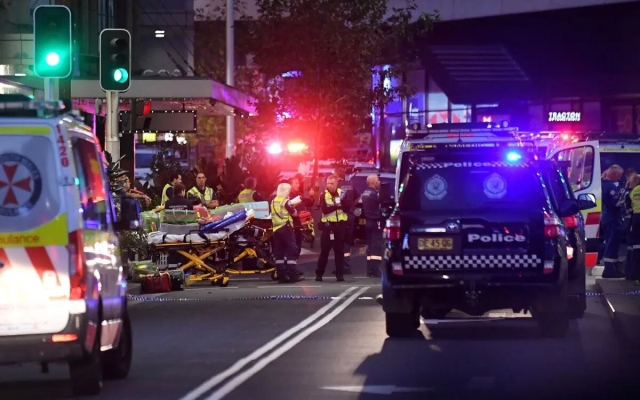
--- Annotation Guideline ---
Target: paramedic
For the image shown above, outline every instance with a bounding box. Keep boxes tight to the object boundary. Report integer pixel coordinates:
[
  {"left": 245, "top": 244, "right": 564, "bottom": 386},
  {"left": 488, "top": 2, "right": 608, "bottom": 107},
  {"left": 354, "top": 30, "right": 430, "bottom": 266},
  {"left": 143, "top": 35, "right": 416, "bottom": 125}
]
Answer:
[
  {"left": 270, "top": 183, "right": 305, "bottom": 283},
  {"left": 164, "top": 183, "right": 194, "bottom": 211},
  {"left": 335, "top": 166, "right": 359, "bottom": 274},
  {"left": 290, "top": 176, "right": 315, "bottom": 255},
  {"left": 161, "top": 173, "right": 182, "bottom": 206},
  {"left": 627, "top": 175, "right": 640, "bottom": 282},
  {"left": 602, "top": 165, "right": 624, "bottom": 278},
  {"left": 316, "top": 175, "right": 348, "bottom": 281},
  {"left": 237, "top": 177, "right": 265, "bottom": 203},
  {"left": 361, "top": 175, "right": 383, "bottom": 278},
  {"left": 187, "top": 172, "right": 219, "bottom": 209}
]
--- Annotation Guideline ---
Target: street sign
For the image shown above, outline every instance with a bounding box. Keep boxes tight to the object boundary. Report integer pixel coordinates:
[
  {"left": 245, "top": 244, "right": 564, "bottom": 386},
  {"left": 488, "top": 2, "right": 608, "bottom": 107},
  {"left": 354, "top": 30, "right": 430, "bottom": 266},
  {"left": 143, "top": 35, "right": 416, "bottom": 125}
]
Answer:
[{"left": 33, "top": 5, "right": 73, "bottom": 79}]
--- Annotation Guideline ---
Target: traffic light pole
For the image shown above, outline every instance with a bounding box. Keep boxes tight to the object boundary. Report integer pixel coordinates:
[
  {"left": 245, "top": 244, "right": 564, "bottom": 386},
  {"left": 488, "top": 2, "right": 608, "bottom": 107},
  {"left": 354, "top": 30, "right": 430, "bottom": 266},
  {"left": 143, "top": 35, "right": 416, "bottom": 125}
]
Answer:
[
  {"left": 105, "top": 90, "right": 121, "bottom": 159},
  {"left": 225, "top": 0, "right": 235, "bottom": 158},
  {"left": 43, "top": 78, "right": 58, "bottom": 101}
]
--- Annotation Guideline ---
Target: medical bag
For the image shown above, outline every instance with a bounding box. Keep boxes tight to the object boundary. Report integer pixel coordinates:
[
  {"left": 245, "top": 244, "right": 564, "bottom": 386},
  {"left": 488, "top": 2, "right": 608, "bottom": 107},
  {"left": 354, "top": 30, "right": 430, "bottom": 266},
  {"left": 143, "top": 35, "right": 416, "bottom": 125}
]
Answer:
[{"left": 141, "top": 272, "right": 172, "bottom": 294}]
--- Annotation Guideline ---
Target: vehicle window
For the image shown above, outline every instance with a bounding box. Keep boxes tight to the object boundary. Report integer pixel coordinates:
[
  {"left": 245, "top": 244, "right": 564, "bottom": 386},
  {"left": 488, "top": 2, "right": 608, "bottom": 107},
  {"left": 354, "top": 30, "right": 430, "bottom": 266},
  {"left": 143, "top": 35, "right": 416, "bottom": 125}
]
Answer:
[
  {"left": 545, "top": 168, "right": 572, "bottom": 209},
  {"left": 399, "top": 162, "right": 547, "bottom": 211},
  {"left": 554, "top": 146, "right": 594, "bottom": 191},
  {"left": 71, "top": 138, "right": 108, "bottom": 230},
  {"left": 600, "top": 152, "right": 640, "bottom": 180}
]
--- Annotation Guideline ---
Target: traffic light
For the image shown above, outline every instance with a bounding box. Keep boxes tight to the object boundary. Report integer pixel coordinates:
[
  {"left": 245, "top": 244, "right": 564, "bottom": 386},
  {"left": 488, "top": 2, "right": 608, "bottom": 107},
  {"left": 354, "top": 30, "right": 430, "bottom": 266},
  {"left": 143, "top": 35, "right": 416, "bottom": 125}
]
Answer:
[
  {"left": 99, "top": 29, "right": 131, "bottom": 92},
  {"left": 33, "top": 5, "right": 73, "bottom": 78}
]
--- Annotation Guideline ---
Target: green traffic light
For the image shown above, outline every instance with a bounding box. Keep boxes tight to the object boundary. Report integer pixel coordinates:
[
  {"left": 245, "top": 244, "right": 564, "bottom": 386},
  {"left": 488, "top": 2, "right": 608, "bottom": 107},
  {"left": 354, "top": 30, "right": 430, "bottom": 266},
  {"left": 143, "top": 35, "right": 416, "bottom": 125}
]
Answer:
[
  {"left": 45, "top": 52, "right": 60, "bottom": 67},
  {"left": 113, "top": 68, "right": 129, "bottom": 83}
]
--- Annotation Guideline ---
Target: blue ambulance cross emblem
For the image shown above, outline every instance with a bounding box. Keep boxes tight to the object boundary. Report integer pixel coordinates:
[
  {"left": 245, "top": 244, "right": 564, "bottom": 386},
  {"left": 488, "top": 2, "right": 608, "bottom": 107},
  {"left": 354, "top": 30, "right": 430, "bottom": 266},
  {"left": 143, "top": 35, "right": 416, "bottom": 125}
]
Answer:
[{"left": 424, "top": 174, "right": 447, "bottom": 200}]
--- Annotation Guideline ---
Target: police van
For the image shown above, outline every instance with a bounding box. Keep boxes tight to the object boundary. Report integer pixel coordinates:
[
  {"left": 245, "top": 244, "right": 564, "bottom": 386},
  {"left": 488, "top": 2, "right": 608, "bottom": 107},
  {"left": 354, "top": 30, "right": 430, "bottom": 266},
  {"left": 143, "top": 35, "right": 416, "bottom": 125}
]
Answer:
[
  {"left": 0, "top": 96, "right": 140, "bottom": 395},
  {"left": 384, "top": 123, "right": 595, "bottom": 338}
]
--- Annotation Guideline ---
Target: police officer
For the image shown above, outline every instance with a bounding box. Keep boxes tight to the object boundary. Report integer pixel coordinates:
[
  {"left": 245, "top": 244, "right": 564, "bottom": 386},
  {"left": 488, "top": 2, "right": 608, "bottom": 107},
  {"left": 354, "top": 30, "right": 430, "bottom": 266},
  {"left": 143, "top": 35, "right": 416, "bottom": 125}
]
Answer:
[
  {"left": 335, "top": 166, "right": 359, "bottom": 274},
  {"left": 161, "top": 173, "right": 182, "bottom": 206},
  {"left": 187, "top": 172, "right": 219, "bottom": 209},
  {"left": 361, "top": 175, "right": 383, "bottom": 277},
  {"left": 316, "top": 175, "right": 348, "bottom": 281},
  {"left": 237, "top": 177, "right": 265, "bottom": 203},
  {"left": 627, "top": 174, "right": 640, "bottom": 283},
  {"left": 602, "top": 165, "right": 625, "bottom": 278},
  {"left": 270, "top": 183, "right": 304, "bottom": 283}
]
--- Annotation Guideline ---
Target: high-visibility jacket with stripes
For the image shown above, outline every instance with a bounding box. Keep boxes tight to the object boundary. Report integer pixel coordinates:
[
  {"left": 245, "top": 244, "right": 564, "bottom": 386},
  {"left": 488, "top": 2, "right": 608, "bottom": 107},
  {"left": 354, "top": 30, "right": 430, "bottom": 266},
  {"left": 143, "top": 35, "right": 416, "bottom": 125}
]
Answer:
[
  {"left": 321, "top": 189, "right": 348, "bottom": 223},
  {"left": 271, "top": 196, "right": 293, "bottom": 232},
  {"left": 161, "top": 183, "right": 172, "bottom": 205},
  {"left": 238, "top": 189, "right": 255, "bottom": 203},
  {"left": 631, "top": 186, "right": 640, "bottom": 213},
  {"left": 187, "top": 186, "right": 215, "bottom": 204}
]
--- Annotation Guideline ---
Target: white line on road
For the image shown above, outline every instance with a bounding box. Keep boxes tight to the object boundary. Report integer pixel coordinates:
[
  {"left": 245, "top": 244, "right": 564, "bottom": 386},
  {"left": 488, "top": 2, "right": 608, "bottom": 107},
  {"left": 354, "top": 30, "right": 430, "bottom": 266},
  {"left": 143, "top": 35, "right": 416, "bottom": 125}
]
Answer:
[
  {"left": 177, "top": 286, "right": 359, "bottom": 400},
  {"left": 256, "top": 285, "right": 322, "bottom": 288},
  {"left": 203, "top": 286, "right": 370, "bottom": 400},
  {"left": 128, "top": 292, "right": 165, "bottom": 307}
]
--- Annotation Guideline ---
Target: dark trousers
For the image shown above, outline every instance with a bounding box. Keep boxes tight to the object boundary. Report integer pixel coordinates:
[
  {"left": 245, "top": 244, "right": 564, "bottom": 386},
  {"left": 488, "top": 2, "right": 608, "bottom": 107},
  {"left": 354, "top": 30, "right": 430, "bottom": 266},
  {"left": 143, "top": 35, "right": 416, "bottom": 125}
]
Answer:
[
  {"left": 272, "top": 225, "right": 299, "bottom": 272},
  {"left": 294, "top": 227, "right": 303, "bottom": 256},
  {"left": 343, "top": 214, "right": 355, "bottom": 272},
  {"left": 317, "top": 222, "right": 346, "bottom": 277},
  {"left": 629, "top": 215, "right": 640, "bottom": 280},
  {"left": 365, "top": 223, "right": 383, "bottom": 275},
  {"left": 603, "top": 220, "right": 622, "bottom": 277}
]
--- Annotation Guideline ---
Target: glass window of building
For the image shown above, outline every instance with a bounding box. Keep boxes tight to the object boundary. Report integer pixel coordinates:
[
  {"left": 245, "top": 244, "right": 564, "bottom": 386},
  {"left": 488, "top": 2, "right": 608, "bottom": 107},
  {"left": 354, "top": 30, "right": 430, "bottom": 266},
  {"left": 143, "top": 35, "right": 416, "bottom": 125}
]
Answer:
[
  {"left": 611, "top": 105, "right": 633, "bottom": 134},
  {"left": 451, "top": 103, "right": 471, "bottom": 123},
  {"left": 581, "top": 102, "right": 601, "bottom": 131},
  {"left": 427, "top": 77, "right": 448, "bottom": 124}
]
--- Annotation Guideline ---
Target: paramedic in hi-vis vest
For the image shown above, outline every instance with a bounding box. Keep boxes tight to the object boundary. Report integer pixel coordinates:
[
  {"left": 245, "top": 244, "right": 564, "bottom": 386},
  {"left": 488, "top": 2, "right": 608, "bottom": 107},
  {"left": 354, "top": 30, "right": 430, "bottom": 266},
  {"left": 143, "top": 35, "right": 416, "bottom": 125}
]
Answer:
[
  {"left": 161, "top": 173, "right": 182, "bottom": 206},
  {"left": 237, "top": 177, "right": 265, "bottom": 203},
  {"left": 187, "top": 172, "right": 219, "bottom": 209},
  {"left": 628, "top": 174, "right": 640, "bottom": 283},
  {"left": 316, "top": 175, "right": 348, "bottom": 281},
  {"left": 270, "top": 183, "right": 305, "bottom": 283}
]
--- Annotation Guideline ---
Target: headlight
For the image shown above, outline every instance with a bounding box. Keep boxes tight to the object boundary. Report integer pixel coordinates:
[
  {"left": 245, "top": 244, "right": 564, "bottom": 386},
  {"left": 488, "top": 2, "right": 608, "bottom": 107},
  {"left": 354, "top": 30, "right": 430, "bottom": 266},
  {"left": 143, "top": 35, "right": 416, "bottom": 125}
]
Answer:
[{"left": 353, "top": 208, "right": 362, "bottom": 217}]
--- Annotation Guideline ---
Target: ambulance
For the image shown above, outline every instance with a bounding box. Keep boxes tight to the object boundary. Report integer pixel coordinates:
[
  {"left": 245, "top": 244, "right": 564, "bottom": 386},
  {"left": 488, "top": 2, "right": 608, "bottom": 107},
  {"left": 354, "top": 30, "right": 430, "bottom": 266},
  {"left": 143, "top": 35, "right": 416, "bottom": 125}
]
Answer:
[
  {"left": 544, "top": 132, "right": 640, "bottom": 269},
  {"left": 0, "top": 96, "right": 140, "bottom": 396}
]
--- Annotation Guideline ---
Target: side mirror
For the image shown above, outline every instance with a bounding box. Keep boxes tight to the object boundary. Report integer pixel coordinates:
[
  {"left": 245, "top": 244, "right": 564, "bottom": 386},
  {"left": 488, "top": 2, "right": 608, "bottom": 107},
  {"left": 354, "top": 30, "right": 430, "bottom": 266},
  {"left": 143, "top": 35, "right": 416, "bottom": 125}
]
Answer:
[
  {"left": 577, "top": 193, "right": 597, "bottom": 210},
  {"left": 114, "top": 197, "right": 142, "bottom": 231},
  {"left": 558, "top": 199, "right": 580, "bottom": 217}
]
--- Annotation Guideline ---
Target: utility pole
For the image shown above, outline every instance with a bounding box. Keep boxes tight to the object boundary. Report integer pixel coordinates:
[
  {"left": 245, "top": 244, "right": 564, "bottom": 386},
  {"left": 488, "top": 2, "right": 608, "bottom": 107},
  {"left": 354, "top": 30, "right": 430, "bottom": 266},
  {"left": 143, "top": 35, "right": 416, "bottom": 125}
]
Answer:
[{"left": 225, "top": 0, "right": 235, "bottom": 158}]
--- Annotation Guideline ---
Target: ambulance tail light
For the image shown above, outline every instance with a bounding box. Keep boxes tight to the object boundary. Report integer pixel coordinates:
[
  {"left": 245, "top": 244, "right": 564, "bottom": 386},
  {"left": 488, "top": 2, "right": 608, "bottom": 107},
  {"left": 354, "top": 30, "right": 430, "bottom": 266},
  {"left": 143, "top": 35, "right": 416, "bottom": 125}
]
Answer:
[
  {"left": 67, "top": 231, "right": 86, "bottom": 300},
  {"left": 544, "top": 213, "right": 562, "bottom": 239},
  {"left": 385, "top": 215, "right": 401, "bottom": 241},
  {"left": 562, "top": 215, "right": 578, "bottom": 229}
]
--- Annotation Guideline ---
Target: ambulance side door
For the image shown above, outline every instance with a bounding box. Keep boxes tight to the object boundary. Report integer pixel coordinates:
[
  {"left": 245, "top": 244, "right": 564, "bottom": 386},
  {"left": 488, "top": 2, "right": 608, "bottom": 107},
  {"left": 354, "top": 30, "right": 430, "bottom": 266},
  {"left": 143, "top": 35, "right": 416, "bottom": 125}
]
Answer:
[{"left": 548, "top": 141, "right": 602, "bottom": 262}]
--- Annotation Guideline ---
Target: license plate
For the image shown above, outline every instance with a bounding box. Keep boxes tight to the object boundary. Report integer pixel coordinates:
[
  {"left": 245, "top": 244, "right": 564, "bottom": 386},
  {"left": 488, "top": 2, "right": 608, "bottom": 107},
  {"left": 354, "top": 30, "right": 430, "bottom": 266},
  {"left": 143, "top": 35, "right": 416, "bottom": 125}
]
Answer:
[
  {"left": 359, "top": 219, "right": 366, "bottom": 225},
  {"left": 417, "top": 237, "right": 453, "bottom": 250}
]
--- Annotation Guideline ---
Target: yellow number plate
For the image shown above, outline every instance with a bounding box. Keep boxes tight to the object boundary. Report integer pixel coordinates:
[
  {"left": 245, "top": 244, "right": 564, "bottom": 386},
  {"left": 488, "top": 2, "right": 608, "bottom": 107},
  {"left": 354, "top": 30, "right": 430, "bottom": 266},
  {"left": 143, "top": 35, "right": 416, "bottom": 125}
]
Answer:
[
  {"left": 359, "top": 219, "right": 366, "bottom": 225},
  {"left": 417, "top": 237, "right": 453, "bottom": 250}
]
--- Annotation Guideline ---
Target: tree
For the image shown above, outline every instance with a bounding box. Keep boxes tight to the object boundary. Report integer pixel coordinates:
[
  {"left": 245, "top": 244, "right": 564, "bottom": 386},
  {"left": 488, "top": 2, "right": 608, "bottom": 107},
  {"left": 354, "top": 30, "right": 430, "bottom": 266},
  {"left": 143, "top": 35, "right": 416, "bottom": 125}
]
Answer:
[{"left": 247, "top": 0, "right": 437, "bottom": 179}]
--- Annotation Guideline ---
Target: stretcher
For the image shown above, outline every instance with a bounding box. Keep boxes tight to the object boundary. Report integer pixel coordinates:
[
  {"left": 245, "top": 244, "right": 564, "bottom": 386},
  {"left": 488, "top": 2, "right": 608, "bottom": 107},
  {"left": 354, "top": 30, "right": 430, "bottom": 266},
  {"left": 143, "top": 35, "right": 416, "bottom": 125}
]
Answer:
[{"left": 148, "top": 209, "right": 279, "bottom": 286}]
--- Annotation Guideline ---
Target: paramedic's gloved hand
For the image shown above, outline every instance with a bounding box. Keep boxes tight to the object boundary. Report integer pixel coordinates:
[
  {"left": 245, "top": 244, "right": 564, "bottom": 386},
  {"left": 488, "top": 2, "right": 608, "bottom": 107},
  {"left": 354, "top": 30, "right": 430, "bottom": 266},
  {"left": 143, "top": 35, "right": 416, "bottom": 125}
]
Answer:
[{"left": 290, "top": 195, "right": 302, "bottom": 205}]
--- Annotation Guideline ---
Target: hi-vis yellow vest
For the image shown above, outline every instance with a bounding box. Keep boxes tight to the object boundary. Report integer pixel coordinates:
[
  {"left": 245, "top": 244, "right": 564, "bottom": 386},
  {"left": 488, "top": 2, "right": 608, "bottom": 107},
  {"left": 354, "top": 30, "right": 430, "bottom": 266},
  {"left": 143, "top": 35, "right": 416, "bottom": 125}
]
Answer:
[
  {"left": 631, "top": 186, "right": 640, "bottom": 213},
  {"left": 238, "top": 189, "right": 255, "bottom": 203},
  {"left": 321, "top": 189, "right": 348, "bottom": 223},
  {"left": 271, "top": 196, "right": 293, "bottom": 231},
  {"left": 161, "top": 183, "right": 172, "bottom": 205},
  {"left": 187, "top": 186, "right": 215, "bottom": 203}
]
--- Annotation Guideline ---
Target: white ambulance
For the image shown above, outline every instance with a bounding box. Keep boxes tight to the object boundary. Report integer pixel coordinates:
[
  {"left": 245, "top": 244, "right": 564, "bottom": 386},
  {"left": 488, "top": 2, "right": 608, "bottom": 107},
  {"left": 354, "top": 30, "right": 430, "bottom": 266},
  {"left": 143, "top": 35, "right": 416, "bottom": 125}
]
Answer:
[{"left": 0, "top": 97, "right": 140, "bottom": 395}]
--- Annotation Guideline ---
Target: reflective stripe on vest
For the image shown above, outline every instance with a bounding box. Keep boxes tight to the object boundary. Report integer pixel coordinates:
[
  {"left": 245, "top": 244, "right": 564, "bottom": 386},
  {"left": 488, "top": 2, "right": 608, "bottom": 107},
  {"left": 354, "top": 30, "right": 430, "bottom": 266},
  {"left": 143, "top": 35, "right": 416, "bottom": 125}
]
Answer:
[
  {"left": 161, "top": 183, "right": 172, "bottom": 205},
  {"left": 321, "top": 189, "right": 348, "bottom": 223},
  {"left": 187, "top": 186, "right": 214, "bottom": 203},
  {"left": 631, "top": 186, "right": 640, "bottom": 213},
  {"left": 271, "top": 196, "right": 292, "bottom": 231},
  {"left": 238, "top": 189, "right": 255, "bottom": 203}
]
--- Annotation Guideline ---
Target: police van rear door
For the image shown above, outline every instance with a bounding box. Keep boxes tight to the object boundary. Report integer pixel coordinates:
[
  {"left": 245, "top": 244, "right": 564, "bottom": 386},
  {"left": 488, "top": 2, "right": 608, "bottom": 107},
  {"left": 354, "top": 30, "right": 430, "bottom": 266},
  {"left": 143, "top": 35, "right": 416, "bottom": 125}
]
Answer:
[
  {"left": 0, "top": 122, "right": 74, "bottom": 336},
  {"left": 547, "top": 140, "right": 600, "bottom": 267}
]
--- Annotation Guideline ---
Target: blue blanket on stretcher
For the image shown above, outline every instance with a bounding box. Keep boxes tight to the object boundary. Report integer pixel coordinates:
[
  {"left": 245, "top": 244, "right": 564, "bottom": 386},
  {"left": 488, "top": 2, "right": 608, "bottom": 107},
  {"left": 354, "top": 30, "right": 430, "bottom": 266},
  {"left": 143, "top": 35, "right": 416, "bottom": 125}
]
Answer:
[{"left": 200, "top": 210, "right": 248, "bottom": 233}]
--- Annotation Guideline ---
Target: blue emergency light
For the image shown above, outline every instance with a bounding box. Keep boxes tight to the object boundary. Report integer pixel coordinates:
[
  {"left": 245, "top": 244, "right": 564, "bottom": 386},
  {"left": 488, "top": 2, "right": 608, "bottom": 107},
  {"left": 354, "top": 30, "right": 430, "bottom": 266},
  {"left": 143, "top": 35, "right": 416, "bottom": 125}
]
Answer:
[{"left": 506, "top": 151, "right": 522, "bottom": 162}]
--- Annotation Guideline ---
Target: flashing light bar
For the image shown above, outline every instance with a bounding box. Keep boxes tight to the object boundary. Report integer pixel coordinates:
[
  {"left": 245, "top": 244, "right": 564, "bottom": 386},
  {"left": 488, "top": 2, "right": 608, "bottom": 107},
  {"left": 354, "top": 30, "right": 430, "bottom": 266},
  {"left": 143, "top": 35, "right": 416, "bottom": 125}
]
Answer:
[{"left": 408, "top": 140, "right": 536, "bottom": 151}]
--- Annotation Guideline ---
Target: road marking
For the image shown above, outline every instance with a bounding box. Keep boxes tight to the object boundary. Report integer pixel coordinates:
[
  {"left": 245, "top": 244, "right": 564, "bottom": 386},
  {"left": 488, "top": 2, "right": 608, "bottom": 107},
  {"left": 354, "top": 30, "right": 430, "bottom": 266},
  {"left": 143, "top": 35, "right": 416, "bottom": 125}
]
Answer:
[
  {"left": 203, "top": 287, "right": 370, "bottom": 400},
  {"left": 467, "top": 376, "right": 495, "bottom": 390},
  {"left": 178, "top": 286, "right": 359, "bottom": 400},
  {"left": 128, "top": 292, "right": 165, "bottom": 307},
  {"left": 321, "top": 385, "right": 432, "bottom": 395},
  {"left": 256, "top": 285, "right": 322, "bottom": 288}
]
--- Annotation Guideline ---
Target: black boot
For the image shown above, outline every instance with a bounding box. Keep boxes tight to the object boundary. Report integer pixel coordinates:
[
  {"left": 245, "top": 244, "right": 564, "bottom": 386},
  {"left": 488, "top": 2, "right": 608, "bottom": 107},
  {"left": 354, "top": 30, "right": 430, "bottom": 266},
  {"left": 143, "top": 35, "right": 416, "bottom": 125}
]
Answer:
[
  {"left": 277, "top": 268, "right": 289, "bottom": 284},
  {"left": 315, "top": 269, "right": 324, "bottom": 282},
  {"left": 288, "top": 270, "right": 305, "bottom": 283}
]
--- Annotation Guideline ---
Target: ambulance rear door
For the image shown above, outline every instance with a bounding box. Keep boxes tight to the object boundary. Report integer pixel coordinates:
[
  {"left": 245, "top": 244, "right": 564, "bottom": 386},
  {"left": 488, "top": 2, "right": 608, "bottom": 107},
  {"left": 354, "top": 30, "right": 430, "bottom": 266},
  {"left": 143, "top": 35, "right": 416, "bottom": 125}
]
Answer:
[
  {"left": 0, "top": 123, "right": 73, "bottom": 336},
  {"left": 547, "top": 140, "right": 601, "bottom": 267}
]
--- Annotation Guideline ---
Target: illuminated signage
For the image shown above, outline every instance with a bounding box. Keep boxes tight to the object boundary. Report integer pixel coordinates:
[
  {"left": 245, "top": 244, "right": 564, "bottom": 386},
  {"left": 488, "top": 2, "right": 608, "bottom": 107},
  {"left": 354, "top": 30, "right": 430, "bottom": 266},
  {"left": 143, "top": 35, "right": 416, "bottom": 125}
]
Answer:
[{"left": 548, "top": 112, "right": 581, "bottom": 122}]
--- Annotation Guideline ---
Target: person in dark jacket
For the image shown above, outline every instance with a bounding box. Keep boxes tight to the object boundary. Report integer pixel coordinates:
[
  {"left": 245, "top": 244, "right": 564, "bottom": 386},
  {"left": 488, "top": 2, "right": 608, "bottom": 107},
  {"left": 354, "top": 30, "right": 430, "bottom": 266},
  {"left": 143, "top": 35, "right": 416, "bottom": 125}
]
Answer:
[
  {"left": 361, "top": 175, "right": 382, "bottom": 277},
  {"left": 164, "top": 183, "right": 194, "bottom": 210},
  {"left": 601, "top": 165, "right": 625, "bottom": 278},
  {"left": 335, "top": 166, "right": 359, "bottom": 274}
]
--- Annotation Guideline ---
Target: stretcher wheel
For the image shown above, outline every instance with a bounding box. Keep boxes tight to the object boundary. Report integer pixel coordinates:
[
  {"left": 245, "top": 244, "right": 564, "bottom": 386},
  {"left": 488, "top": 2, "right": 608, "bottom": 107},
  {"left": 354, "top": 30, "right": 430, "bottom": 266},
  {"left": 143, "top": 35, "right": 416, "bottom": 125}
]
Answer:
[
  {"left": 271, "top": 271, "right": 278, "bottom": 281},
  {"left": 219, "top": 280, "right": 229, "bottom": 287}
]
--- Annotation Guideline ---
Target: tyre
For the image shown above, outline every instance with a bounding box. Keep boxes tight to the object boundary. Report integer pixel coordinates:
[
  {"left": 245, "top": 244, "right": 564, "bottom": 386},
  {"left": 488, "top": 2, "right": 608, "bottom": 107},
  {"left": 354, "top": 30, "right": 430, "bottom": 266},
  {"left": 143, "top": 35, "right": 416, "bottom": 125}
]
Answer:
[
  {"left": 218, "top": 278, "right": 230, "bottom": 287},
  {"left": 103, "top": 311, "right": 132, "bottom": 380},
  {"left": 69, "top": 324, "right": 103, "bottom": 395},
  {"left": 568, "top": 293, "right": 586, "bottom": 319},
  {"left": 385, "top": 311, "right": 419, "bottom": 338}
]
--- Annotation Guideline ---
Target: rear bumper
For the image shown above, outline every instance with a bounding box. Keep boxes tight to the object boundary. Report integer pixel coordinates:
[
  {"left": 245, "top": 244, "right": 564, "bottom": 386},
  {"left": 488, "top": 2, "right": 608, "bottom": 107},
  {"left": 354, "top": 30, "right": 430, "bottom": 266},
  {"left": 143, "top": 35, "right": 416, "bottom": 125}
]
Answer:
[{"left": 0, "top": 313, "right": 89, "bottom": 365}]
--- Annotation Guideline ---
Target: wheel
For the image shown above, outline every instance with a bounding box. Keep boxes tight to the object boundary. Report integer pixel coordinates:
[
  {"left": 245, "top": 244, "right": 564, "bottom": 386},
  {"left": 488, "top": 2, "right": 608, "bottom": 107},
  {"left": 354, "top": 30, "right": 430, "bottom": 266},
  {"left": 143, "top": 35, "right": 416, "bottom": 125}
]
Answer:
[
  {"left": 568, "top": 293, "right": 586, "bottom": 319},
  {"left": 421, "top": 307, "right": 451, "bottom": 320},
  {"left": 69, "top": 324, "right": 103, "bottom": 395},
  {"left": 271, "top": 271, "right": 278, "bottom": 281},
  {"left": 103, "top": 310, "right": 132, "bottom": 380},
  {"left": 385, "top": 311, "right": 419, "bottom": 338},
  {"left": 218, "top": 278, "right": 230, "bottom": 287}
]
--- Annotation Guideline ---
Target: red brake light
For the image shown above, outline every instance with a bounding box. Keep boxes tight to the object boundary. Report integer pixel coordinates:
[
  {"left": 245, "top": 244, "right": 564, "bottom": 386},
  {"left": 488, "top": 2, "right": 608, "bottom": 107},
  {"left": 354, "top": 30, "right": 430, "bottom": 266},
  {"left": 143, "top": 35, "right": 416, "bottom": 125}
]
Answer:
[
  {"left": 385, "top": 215, "right": 401, "bottom": 241},
  {"left": 67, "top": 231, "right": 86, "bottom": 300},
  {"left": 544, "top": 213, "right": 562, "bottom": 238},
  {"left": 562, "top": 215, "right": 578, "bottom": 229}
]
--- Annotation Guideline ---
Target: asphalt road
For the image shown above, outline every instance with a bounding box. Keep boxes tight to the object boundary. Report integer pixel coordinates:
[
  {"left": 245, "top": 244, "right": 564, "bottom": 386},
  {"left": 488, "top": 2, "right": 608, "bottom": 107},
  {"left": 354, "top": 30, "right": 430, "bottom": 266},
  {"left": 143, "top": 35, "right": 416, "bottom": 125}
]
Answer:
[{"left": 1, "top": 256, "right": 638, "bottom": 400}]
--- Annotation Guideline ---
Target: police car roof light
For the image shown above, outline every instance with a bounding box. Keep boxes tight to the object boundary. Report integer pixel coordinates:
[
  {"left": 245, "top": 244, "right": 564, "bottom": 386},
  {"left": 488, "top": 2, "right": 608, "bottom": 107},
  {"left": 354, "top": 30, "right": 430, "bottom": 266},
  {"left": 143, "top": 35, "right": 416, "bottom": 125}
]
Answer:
[{"left": 506, "top": 151, "right": 522, "bottom": 162}]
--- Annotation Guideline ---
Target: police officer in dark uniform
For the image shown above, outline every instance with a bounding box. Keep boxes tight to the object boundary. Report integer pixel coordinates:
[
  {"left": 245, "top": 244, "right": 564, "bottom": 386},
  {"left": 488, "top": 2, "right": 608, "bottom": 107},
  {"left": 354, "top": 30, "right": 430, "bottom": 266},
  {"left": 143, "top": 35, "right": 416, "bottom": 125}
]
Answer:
[
  {"left": 602, "top": 165, "right": 625, "bottom": 278},
  {"left": 361, "top": 175, "right": 383, "bottom": 277},
  {"left": 335, "top": 166, "right": 359, "bottom": 274}
]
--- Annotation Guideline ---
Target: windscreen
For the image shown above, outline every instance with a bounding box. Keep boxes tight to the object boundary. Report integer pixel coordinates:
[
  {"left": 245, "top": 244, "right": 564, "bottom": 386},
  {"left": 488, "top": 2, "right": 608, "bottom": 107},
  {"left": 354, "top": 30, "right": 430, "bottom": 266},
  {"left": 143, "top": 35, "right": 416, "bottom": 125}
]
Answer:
[
  {"left": 600, "top": 152, "right": 640, "bottom": 178},
  {"left": 350, "top": 175, "right": 395, "bottom": 196},
  {"left": 399, "top": 160, "right": 547, "bottom": 211}
]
